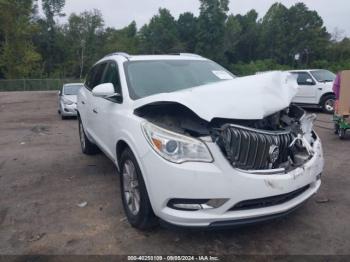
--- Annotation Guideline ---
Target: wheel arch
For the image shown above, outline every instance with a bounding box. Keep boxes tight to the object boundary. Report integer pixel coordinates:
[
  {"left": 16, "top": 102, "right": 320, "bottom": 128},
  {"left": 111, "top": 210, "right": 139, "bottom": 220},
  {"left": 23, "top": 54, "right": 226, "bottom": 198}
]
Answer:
[
  {"left": 115, "top": 138, "right": 156, "bottom": 212},
  {"left": 116, "top": 140, "right": 130, "bottom": 171},
  {"left": 319, "top": 92, "right": 335, "bottom": 105}
]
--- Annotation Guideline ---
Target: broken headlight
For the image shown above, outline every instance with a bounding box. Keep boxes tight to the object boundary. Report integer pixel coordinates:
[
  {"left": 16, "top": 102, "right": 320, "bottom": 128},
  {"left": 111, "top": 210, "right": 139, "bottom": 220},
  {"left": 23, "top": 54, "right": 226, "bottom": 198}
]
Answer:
[{"left": 142, "top": 122, "right": 213, "bottom": 164}]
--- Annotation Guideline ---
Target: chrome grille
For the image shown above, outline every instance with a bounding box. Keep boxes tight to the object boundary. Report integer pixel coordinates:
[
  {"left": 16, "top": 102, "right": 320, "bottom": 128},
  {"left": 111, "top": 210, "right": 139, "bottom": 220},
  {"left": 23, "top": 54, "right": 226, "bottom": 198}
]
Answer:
[{"left": 217, "top": 124, "right": 294, "bottom": 170}]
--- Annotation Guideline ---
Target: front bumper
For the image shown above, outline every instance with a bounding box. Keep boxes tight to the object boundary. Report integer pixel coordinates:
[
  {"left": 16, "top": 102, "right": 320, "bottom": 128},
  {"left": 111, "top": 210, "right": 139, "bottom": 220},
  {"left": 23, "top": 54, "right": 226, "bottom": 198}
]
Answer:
[
  {"left": 140, "top": 137, "right": 324, "bottom": 227},
  {"left": 60, "top": 102, "right": 78, "bottom": 116}
]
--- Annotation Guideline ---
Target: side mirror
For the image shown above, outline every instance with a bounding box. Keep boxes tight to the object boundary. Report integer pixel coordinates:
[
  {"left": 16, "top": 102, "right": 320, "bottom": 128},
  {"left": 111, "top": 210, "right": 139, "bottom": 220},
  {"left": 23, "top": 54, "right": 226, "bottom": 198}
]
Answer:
[
  {"left": 306, "top": 78, "right": 314, "bottom": 85},
  {"left": 92, "top": 83, "right": 120, "bottom": 99},
  {"left": 58, "top": 90, "right": 61, "bottom": 96}
]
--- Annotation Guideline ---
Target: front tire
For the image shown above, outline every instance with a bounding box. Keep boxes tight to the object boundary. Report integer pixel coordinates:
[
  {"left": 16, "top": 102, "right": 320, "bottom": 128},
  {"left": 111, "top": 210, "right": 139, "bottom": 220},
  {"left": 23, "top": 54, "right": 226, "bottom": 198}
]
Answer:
[
  {"left": 321, "top": 95, "right": 335, "bottom": 114},
  {"left": 339, "top": 128, "right": 346, "bottom": 140},
  {"left": 78, "top": 118, "right": 99, "bottom": 155},
  {"left": 120, "top": 148, "right": 158, "bottom": 230}
]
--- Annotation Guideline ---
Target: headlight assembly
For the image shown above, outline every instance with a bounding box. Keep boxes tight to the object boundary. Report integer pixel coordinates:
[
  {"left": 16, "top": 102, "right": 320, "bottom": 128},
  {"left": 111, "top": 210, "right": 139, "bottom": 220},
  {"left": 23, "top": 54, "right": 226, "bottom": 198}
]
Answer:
[
  {"left": 141, "top": 122, "right": 213, "bottom": 164},
  {"left": 62, "top": 97, "right": 74, "bottom": 105}
]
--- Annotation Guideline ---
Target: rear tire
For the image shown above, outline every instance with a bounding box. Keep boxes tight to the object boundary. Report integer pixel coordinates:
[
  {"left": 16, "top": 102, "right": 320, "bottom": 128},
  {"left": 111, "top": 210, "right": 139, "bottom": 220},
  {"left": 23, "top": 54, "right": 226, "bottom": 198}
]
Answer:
[
  {"left": 119, "top": 148, "right": 158, "bottom": 230},
  {"left": 78, "top": 118, "right": 99, "bottom": 155},
  {"left": 334, "top": 123, "right": 340, "bottom": 134},
  {"left": 321, "top": 95, "right": 335, "bottom": 114}
]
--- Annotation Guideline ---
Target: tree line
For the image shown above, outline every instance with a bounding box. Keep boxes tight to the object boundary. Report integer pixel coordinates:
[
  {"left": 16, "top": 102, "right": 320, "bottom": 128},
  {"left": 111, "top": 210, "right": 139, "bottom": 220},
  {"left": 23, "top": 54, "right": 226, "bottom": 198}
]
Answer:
[{"left": 0, "top": 0, "right": 349, "bottom": 79}]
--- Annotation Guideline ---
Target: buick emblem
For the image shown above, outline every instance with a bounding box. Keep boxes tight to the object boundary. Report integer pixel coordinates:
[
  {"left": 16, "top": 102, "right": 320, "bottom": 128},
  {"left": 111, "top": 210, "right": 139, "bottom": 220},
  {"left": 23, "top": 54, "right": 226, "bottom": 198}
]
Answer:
[{"left": 269, "top": 145, "right": 280, "bottom": 163}]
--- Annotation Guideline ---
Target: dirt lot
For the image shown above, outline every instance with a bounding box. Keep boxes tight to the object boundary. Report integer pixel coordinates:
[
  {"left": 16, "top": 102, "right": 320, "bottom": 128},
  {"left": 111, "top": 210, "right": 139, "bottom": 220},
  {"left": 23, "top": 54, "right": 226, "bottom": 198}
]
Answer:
[{"left": 0, "top": 91, "right": 349, "bottom": 255}]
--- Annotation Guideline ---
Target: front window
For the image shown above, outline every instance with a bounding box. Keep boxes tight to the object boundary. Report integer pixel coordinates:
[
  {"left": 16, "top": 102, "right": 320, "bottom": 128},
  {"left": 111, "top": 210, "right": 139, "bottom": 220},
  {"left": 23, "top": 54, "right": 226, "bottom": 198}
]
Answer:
[
  {"left": 310, "top": 70, "right": 336, "bottom": 83},
  {"left": 124, "top": 60, "right": 235, "bottom": 99},
  {"left": 63, "top": 84, "right": 83, "bottom": 95}
]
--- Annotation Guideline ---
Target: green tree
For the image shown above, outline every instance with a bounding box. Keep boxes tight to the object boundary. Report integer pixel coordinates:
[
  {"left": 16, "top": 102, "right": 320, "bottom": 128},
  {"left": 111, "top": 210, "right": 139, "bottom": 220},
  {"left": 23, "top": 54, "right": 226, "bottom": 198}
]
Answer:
[
  {"left": 37, "top": 0, "right": 66, "bottom": 76},
  {"left": 102, "top": 21, "right": 139, "bottom": 55},
  {"left": 139, "top": 8, "right": 180, "bottom": 54},
  {"left": 259, "top": 3, "right": 289, "bottom": 64},
  {"left": 196, "top": 0, "right": 229, "bottom": 62},
  {"left": 286, "top": 3, "right": 330, "bottom": 66},
  {"left": 64, "top": 9, "right": 104, "bottom": 78},
  {"left": 0, "top": 0, "right": 41, "bottom": 78},
  {"left": 223, "top": 14, "right": 242, "bottom": 64},
  {"left": 235, "top": 10, "right": 259, "bottom": 63},
  {"left": 177, "top": 12, "right": 197, "bottom": 52}
]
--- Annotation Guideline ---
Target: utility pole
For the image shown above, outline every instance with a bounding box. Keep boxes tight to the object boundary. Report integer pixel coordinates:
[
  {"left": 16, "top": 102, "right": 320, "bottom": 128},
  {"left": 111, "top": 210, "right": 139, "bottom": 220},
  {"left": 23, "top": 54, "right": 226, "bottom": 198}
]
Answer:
[{"left": 80, "top": 40, "right": 86, "bottom": 80}]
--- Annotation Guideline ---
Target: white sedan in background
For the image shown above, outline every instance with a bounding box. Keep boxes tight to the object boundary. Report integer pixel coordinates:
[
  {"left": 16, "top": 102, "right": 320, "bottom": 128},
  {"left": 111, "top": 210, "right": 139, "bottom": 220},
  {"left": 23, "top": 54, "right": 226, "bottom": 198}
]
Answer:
[{"left": 58, "top": 83, "right": 84, "bottom": 119}]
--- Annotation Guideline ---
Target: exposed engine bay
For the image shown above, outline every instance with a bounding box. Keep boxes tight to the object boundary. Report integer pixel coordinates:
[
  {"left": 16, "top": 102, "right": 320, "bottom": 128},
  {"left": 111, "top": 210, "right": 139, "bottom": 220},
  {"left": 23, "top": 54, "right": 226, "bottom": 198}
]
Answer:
[{"left": 135, "top": 102, "right": 317, "bottom": 172}]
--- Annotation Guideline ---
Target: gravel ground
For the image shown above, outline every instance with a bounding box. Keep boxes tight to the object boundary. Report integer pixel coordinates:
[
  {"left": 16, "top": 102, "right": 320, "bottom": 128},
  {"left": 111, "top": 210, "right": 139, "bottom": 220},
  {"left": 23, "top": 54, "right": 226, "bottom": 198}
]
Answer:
[{"left": 0, "top": 91, "right": 349, "bottom": 255}]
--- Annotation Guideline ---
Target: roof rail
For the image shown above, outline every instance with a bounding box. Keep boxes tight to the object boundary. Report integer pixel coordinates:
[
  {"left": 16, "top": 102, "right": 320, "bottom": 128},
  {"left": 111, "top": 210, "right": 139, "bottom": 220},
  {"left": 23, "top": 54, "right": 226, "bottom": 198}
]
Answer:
[
  {"left": 169, "top": 53, "right": 203, "bottom": 58},
  {"left": 104, "top": 52, "right": 130, "bottom": 60},
  {"left": 179, "top": 53, "right": 203, "bottom": 58}
]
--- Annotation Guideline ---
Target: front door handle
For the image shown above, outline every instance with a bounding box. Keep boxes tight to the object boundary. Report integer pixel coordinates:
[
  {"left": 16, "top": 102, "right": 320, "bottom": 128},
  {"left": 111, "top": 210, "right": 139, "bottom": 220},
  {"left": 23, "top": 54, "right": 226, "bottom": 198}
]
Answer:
[
  {"left": 92, "top": 108, "right": 98, "bottom": 114},
  {"left": 318, "top": 87, "right": 323, "bottom": 90},
  {"left": 81, "top": 101, "right": 86, "bottom": 104}
]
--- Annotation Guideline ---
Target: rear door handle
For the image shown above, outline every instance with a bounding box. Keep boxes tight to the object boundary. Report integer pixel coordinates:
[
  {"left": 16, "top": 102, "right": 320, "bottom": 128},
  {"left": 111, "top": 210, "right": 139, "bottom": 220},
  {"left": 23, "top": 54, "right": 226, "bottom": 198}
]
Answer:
[
  {"left": 92, "top": 108, "right": 98, "bottom": 114},
  {"left": 81, "top": 101, "right": 85, "bottom": 104},
  {"left": 318, "top": 88, "right": 323, "bottom": 90}
]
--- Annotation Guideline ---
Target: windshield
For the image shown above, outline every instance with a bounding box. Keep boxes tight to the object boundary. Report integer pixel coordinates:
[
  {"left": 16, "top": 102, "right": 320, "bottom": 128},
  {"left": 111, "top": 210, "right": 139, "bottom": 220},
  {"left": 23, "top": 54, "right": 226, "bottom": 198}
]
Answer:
[
  {"left": 124, "top": 60, "right": 235, "bottom": 99},
  {"left": 310, "top": 70, "right": 336, "bottom": 83},
  {"left": 63, "top": 84, "right": 83, "bottom": 95}
]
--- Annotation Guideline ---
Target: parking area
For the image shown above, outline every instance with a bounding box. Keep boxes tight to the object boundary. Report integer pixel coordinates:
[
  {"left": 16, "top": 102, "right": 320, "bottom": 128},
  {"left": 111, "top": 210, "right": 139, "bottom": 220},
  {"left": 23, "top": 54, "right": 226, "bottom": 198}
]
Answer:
[{"left": 0, "top": 91, "right": 349, "bottom": 255}]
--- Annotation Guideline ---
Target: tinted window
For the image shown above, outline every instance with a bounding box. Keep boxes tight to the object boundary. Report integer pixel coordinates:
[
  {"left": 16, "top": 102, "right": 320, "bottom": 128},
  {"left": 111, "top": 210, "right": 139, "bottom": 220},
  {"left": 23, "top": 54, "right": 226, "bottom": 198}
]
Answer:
[
  {"left": 310, "top": 70, "right": 336, "bottom": 83},
  {"left": 125, "top": 60, "right": 235, "bottom": 99},
  {"left": 101, "top": 62, "right": 121, "bottom": 94},
  {"left": 85, "top": 67, "right": 97, "bottom": 90},
  {"left": 85, "top": 63, "right": 107, "bottom": 90},
  {"left": 292, "top": 72, "right": 314, "bottom": 85}
]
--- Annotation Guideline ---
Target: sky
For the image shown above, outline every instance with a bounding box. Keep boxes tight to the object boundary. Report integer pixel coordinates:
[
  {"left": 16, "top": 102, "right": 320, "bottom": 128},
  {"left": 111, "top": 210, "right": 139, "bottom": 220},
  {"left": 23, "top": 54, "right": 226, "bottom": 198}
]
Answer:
[{"left": 38, "top": 0, "right": 350, "bottom": 37}]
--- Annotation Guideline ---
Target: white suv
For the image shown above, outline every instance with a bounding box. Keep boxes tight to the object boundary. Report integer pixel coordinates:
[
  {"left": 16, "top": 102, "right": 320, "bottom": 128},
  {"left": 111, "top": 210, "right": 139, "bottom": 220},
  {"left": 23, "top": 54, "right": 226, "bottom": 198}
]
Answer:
[
  {"left": 77, "top": 53, "right": 324, "bottom": 229},
  {"left": 289, "top": 69, "right": 336, "bottom": 113}
]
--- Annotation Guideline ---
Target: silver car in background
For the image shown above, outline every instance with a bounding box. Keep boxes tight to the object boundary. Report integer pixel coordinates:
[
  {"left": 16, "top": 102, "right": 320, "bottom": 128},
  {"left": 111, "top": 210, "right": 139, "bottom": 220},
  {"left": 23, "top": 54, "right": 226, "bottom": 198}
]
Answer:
[{"left": 58, "top": 83, "right": 84, "bottom": 119}]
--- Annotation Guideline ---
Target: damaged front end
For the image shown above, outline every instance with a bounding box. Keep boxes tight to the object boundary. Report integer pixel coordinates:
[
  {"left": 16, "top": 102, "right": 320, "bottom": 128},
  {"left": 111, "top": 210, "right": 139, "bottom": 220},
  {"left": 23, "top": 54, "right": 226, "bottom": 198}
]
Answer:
[
  {"left": 134, "top": 71, "right": 319, "bottom": 173},
  {"left": 212, "top": 105, "right": 317, "bottom": 172},
  {"left": 135, "top": 102, "right": 317, "bottom": 173}
]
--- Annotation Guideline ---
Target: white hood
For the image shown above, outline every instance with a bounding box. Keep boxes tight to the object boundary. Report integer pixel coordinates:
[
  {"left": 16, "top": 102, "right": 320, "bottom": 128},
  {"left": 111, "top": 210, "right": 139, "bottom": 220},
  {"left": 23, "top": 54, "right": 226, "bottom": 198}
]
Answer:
[
  {"left": 63, "top": 95, "right": 77, "bottom": 103},
  {"left": 133, "top": 71, "right": 299, "bottom": 121}
]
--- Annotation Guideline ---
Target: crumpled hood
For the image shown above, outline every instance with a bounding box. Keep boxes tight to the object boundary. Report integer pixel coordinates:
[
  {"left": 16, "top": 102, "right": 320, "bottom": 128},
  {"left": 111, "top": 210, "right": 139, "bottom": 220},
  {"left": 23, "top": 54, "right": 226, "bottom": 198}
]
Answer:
[{"left": 133, "top": 71, "right": 299, "bottom": 121}]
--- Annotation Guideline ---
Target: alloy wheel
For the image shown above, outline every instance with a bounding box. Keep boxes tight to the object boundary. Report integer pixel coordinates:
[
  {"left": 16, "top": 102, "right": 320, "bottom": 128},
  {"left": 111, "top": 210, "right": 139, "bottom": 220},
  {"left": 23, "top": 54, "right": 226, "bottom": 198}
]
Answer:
[
  {"left": 122, "top": 160, "right": 141, "bottom": 215},
  {"left": 325, "top": 98, "right": 335, "bottom": 112}
]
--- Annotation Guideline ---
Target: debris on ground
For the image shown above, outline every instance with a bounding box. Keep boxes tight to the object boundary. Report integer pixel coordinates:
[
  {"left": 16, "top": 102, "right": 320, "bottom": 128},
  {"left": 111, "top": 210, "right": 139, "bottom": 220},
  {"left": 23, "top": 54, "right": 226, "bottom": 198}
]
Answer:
[
  {"left": 27, "top": 233, "right": 46, "bottom": 242},
  {"left": 77, "top": 202, "right": 88, "bottom": 208},
  {"left": 316, "top": 197, "right": 330, "bottom": 203}
]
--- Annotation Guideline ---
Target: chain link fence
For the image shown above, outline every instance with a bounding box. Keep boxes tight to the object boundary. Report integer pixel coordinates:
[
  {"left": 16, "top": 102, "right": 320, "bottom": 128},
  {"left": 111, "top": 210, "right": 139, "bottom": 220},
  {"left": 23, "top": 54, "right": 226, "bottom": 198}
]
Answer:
[{"left": 0, "top": 79, "right": 82, "bottom": 92}]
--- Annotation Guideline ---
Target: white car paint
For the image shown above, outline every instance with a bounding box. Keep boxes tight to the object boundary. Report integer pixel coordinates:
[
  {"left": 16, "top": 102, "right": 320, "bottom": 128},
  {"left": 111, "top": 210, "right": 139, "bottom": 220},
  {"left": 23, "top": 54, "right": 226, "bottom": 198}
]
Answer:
[
  {"left": 289, "top": 69, "right": 335, "bottom": 110},
  {"left": 77, "top": 54, "right": 324, "bottom": 227},
  {"left": 58, "top": 83, "right": 84, "bottom": 118},
  {"left": 134, "top": 71, "right": 299, "bottom": 121}
]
